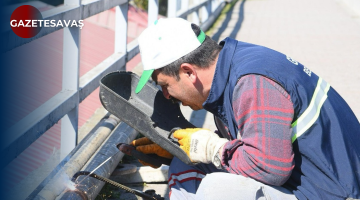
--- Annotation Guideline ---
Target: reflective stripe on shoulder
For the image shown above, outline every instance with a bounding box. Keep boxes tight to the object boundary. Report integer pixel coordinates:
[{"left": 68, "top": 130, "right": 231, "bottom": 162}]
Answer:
[{"left": 291, "top": 77, "right": 330, "bottom": 143}]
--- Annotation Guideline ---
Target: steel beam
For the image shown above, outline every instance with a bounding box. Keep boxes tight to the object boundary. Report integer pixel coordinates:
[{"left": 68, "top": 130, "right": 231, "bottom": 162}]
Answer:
[
  {"left": 58, "top": 123, "right": 138, "bottom": 200},
  {"left": 29, "top": 116, "right": 126, "bottom": 200}
]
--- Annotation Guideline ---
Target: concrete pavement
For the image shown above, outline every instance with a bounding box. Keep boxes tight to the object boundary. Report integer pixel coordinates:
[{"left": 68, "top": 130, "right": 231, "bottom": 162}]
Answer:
[
  {"left": 184, "top": 0, "right": 360, "bottom": 131},
  {"left": 208, "top": 0, "right": 360, "bottom": 121}
]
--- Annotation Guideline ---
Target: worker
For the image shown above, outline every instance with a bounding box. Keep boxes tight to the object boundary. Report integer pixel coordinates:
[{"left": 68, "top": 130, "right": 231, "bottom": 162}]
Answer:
[{"left": 131, "top": 18, "right": 360, "bottom": 200}]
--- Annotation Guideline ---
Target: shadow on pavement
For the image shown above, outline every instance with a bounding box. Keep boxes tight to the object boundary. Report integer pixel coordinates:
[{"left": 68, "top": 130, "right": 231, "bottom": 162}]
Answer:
[{"left": 211, "top": 0, "right": 246, "bottom": 42}]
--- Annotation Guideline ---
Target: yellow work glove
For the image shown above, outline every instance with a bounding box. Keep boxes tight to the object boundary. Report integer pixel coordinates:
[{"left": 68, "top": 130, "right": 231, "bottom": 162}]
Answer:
[
  {"left": 131, "top": 137, "right": 173, "bottom": 168},
  {"left": 173, "top": 128, "right": 229, "bottom": 164}
]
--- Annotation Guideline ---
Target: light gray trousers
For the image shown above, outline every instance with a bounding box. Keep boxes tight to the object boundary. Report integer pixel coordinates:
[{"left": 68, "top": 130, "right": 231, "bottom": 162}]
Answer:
[
  {"left": 194, "top": 172, "right": 297, "bottom": 200},
  {"left": 168, "top": 157, "right": 297, "bottom": 200}
]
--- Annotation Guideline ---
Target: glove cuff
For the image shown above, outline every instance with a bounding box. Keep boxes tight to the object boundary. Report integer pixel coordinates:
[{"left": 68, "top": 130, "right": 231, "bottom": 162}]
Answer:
[
  {"left": 189, "top": 130, "right": 228, "bottom": 164},
  {"left": 211, "top": 138, "right": 228, "bottom": 166}
]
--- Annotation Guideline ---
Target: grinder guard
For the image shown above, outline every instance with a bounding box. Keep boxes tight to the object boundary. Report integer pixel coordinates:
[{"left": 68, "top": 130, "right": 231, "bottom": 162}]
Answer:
[{"left": 100, "top": 71, "right": 195, "bottom": 165}]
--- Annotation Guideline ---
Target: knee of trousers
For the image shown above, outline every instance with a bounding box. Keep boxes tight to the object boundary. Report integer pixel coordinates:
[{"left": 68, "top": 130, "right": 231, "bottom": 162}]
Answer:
[
  {"left": 168, "top": 157, "right": 206, "bottom": 187},
  {"left": 168, "top": 158, "right": 230, "bottom": 199},
  {"left": 168, "top": 157, "right": 206, "bottom": 199},
  {"left": 195, "top": 173, "right": 297, "bottom": 200}
]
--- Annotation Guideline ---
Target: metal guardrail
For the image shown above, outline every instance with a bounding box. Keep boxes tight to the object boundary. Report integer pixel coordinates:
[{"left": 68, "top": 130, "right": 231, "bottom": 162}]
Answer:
[{"left": 1, "top": 0, "right": 228, "bottom": 173}]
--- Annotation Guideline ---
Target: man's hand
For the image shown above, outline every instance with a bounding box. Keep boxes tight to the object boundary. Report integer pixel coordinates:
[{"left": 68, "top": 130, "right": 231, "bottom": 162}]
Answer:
[
  {"left": 173, "top": 128, "right": 228, "bottom": 164},
  {"left": 131, "top": 137, "right": 173, "bottom": 168}
]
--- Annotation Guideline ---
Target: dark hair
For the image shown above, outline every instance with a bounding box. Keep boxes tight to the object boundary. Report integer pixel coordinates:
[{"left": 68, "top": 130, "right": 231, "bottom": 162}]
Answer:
[{"left": 157, "top": 23, "right": 222, "bottom": 80}]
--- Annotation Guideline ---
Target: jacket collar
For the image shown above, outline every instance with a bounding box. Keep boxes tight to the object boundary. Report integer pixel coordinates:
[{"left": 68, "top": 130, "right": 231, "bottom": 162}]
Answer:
[{"left": 203, "top": 37, "right": 238, "bottom": 115}]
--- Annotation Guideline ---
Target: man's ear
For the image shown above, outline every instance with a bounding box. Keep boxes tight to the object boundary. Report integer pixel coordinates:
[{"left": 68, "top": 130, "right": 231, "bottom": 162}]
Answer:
[{"left": 179, "top": 63, "right": 197, "bottom": 84}]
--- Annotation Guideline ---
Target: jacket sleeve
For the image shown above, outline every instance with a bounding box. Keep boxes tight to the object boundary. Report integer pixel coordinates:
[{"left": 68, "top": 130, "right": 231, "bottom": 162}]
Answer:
[{"left": 221, "top": 74, "right": 295, "bottom": 186}]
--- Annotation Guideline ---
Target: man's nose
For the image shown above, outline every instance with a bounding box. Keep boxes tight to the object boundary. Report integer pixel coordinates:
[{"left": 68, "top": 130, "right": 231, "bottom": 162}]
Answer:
[{"left": 162, "top": 86, "right": 171, "bottom": 99}]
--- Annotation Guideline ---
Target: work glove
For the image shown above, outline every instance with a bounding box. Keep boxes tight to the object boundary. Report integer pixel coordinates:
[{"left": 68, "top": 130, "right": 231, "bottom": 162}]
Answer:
[
  {"left": 131, "top": 137, "right": 173, "bottom": 168},
  {"left": 173, "top": 128, "right": 228, "bottom": 164}
]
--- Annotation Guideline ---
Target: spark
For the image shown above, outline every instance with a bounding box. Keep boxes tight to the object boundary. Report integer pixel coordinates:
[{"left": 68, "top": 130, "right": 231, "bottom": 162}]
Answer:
[
  {"left": 66, "top": 181, "right": 77, "bottom": 191},
  {"left": 63, "top": 175, "right": 78, "bottom": 191}
]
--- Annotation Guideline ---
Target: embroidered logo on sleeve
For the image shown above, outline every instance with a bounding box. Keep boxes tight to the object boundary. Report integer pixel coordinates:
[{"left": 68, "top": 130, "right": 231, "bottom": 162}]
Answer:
[
  {"left": 303, "top": 66, "right": 312, "bottom": 77},
  {"left": 286, "top": 56, "right": 298, "bottom": 65}
]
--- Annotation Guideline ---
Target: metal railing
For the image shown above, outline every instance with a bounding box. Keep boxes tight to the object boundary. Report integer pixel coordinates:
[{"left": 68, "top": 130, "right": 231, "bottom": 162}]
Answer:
[{"left": 2, "top": 0, "right": 228, "bottom": 170}]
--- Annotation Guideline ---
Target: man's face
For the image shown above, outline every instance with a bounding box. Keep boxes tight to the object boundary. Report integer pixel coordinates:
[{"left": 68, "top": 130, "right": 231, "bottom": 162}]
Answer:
[{"left": 152, "top": 69, "right": 204, "bottom": 110}]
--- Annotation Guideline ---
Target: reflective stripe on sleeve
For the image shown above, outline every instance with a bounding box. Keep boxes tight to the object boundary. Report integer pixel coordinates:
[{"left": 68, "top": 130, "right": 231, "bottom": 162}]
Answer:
[{"left": 291, "top": 77, "right": 330, "bottom": 143}]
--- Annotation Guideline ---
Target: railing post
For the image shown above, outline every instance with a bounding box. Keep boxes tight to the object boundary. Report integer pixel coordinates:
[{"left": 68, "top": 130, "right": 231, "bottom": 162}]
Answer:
[
  {"left": 167, "top": 0, "right": 177, "bottom": 18},
  {"left": 201, "top": 0, "right": 210, "bottom": 23},
  {"left": 177, "top": 0, "right": 181, "bottom": 12},
  {"left": 211, "top": 0, "right": 217, "bottom": 12},
  {"left": 61, "top": 0, "right": 81, "bottom": 160},
  {"left": 181, "top": 0, "right": 189, "bottom": 19},
  {"left": 115, "top": 2, "right": 128, "bottom": 71},
  {"left": 192, "top": 0, "right": 200, "bottom": 25},
  {"left": 148, "top": 0, "right": 159, "bottom": 26}
]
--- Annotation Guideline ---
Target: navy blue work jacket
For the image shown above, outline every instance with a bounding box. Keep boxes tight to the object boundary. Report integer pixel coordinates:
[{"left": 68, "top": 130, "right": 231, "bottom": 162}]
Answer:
[{"left": 203, "top": 37, "right": 360, "bottom": 199}]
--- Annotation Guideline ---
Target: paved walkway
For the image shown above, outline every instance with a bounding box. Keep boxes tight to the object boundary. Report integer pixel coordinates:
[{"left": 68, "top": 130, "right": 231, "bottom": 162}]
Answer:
[{"left": 185, "top": 0, "right": 360, "bottom": 130}]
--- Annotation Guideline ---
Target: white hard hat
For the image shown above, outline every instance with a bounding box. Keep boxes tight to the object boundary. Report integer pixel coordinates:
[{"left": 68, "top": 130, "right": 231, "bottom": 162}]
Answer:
[{"left": 135, "top": 18, "right": 205, "bottom": 93}]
